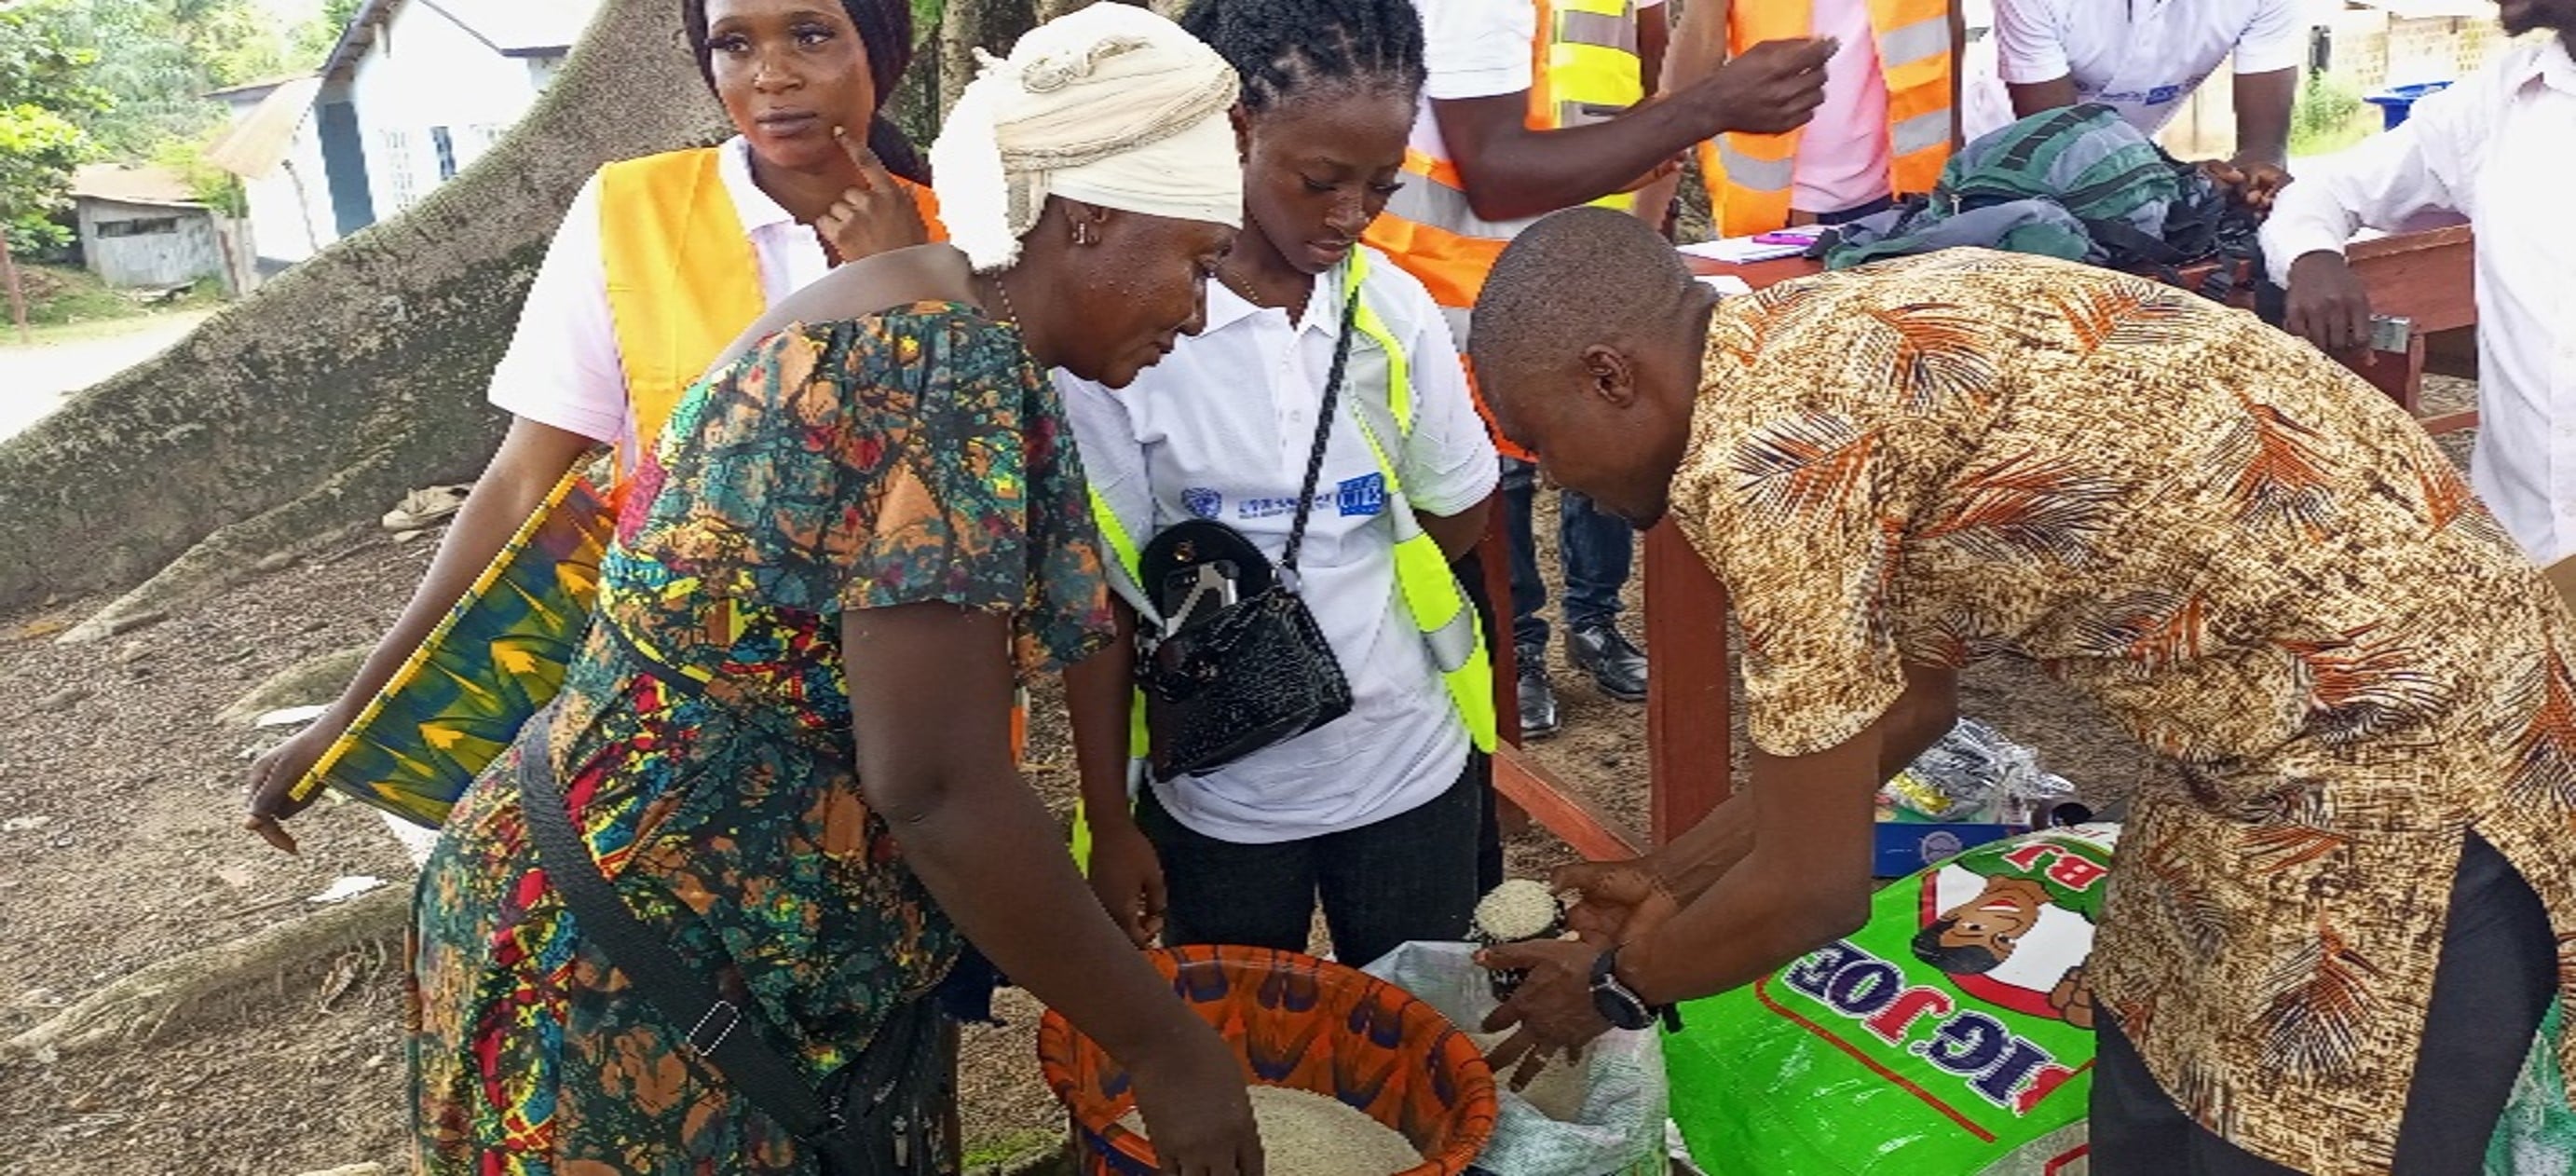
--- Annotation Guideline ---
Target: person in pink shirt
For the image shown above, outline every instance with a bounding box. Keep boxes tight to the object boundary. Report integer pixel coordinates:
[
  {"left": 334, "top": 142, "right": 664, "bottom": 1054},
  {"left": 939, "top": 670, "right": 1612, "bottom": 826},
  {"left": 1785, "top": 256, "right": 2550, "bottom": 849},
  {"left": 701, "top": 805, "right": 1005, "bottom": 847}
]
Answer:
[{"left": 1662, "top": 0, "right": 1965, "bottom": 233}]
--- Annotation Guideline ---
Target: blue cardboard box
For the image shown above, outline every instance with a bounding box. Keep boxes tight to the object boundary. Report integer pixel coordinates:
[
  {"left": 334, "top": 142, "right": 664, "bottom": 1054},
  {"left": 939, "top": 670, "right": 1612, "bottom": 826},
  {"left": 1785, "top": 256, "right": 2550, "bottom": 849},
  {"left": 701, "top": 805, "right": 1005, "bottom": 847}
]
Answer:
[{"left": 1873, "top": 820, "right": 2025, "bottom": 877}]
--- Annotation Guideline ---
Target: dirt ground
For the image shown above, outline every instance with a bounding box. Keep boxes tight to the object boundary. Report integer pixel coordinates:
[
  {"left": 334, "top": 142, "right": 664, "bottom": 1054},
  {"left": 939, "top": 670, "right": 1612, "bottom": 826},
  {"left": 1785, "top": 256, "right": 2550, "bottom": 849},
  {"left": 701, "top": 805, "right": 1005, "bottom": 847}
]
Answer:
[{"left": 0, "top": 376, "right": 2482, "bottom": 1174}]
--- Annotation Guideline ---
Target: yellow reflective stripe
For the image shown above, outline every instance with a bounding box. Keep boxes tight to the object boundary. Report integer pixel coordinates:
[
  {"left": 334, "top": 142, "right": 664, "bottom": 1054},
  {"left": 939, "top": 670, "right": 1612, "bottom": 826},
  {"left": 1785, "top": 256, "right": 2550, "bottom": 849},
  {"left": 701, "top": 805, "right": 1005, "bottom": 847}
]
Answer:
[
  {"left": 1081, "top": 485, "right": 1152, "bottom": 765},
  {"left": 1345, "top": 251, "right": 1415, "bottom": 439},
  {"left": 1342, "top": 253, "right": 1495, "bottom": 752},
  {"left": 1546, "top": 42, "right": 1643, "bottom": 108}
]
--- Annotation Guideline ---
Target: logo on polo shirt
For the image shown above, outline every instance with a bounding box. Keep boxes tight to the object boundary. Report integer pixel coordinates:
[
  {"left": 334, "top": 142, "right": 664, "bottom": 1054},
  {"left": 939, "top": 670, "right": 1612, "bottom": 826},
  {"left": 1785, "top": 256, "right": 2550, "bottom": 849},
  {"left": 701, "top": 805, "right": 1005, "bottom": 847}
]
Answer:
[
  {"left": 1337, "top": 472, "right": 1385, "bottom": 518},
  {"left": 1182, "top": 487, "right": 1222, "bottom": 519}
]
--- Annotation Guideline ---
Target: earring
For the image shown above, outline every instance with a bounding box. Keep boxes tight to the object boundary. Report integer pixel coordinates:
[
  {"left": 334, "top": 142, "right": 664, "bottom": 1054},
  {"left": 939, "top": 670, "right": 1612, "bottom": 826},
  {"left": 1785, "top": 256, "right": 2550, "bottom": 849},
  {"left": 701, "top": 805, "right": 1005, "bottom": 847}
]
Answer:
[{"left": 1072, "top": 222, "right": 1096, "bottom": 246}]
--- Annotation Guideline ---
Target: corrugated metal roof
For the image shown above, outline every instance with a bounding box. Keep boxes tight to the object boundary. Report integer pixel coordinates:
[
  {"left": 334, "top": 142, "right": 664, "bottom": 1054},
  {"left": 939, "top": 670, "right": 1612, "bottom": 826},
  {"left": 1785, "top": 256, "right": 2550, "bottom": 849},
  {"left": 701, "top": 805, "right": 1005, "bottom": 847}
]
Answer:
[
  {"left": 69, "top": 164, "right": 204, "bottom": 209},
  {"left": 205, "top": 75, "right": 324, "bottom": 178}
]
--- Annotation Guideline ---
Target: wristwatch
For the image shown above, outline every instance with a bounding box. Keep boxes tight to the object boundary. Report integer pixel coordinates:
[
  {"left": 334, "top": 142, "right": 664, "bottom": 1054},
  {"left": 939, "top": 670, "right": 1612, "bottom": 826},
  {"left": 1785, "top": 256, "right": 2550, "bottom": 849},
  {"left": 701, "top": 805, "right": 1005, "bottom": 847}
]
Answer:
[{"left": 1589, "top": 946, "right": 1680, "bottom": 1032}]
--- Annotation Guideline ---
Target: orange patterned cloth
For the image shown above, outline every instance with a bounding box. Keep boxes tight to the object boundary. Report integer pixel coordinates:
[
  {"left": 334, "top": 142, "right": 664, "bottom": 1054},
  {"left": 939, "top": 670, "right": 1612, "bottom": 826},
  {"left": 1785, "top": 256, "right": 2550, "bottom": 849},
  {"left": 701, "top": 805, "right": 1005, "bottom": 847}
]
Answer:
[{"left": 1670, "top": 248, "right": 2576, "bottom": 1174}]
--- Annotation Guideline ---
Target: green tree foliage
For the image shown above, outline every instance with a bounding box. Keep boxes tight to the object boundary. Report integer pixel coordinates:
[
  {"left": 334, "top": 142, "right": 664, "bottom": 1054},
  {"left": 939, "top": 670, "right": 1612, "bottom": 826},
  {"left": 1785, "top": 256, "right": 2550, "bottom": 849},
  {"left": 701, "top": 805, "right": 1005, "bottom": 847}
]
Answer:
[
  {"left": 51, "top": 0, "right": 309, "bottom": 159},
  {"left": 2291, "top": 70, "right": 2371, "bottom": 158},
  {"left": 0, "top": 3, "right": 109, "bottom": 252}
]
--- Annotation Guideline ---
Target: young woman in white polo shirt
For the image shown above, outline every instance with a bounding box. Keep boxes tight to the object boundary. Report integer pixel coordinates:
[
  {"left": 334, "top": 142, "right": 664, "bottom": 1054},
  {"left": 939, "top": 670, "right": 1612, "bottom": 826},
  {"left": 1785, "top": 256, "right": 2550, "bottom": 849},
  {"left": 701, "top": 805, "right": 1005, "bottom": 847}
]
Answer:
[{"left": 1061, "top": 0, "right": 1503, "bottom": 968}]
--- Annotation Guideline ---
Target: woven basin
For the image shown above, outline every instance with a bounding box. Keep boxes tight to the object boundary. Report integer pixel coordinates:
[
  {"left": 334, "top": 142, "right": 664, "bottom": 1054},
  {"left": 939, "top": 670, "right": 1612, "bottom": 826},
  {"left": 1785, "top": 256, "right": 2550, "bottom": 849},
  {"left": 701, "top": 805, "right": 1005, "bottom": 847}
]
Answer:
[{"left": 1037, "top": 945, "right": 1499, "bottom": 1176}]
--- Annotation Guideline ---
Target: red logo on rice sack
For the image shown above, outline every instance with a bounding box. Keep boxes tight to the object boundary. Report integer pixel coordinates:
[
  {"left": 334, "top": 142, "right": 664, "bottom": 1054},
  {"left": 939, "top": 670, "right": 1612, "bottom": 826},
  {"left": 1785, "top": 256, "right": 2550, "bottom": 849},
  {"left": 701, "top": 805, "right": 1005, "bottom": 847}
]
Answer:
[{"left": 1768, "top": 942, "right": 2086, "bottom": 1119}]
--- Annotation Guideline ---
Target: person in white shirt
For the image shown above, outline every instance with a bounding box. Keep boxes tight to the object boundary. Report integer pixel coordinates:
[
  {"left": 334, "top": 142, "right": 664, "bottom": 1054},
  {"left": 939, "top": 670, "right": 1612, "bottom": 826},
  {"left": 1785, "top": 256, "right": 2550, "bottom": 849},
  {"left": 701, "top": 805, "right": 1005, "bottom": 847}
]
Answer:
[
  {"left": 1991, "top": 0, "right": 2301, "bottom": 204},
  {"left": 245, "top": 0, "right": 936, "bottom": 842},
  {"left": 1062, "top": 0, "right": 1503, "bottom": 966},
  {"left": 2268, "top": 0, "right": 2576, "bottom": 566}
]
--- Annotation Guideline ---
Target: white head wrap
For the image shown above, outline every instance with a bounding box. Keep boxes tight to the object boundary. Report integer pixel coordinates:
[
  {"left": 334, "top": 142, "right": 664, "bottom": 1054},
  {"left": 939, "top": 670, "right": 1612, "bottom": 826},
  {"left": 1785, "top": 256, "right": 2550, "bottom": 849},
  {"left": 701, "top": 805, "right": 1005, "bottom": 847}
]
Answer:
[{"left": 930, "top": 4, "right": 1244, "bottom": 272}]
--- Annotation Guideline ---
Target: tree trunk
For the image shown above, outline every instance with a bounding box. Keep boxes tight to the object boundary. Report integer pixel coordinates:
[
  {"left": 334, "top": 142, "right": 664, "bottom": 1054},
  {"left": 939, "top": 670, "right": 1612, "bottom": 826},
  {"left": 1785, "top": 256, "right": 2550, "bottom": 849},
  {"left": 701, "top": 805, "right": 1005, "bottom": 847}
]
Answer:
[
  {"left": 0, "top": 0, "right": 725, "bottom": 631},
  {"left": 940, "top": 0, "right": 1040, "bottom": 111},
  {"left": 0, "top": 0, "right": 1078, "bottom": 631},
  {"left": 2, "top": 232, "right": 26, "bottom": 346}
]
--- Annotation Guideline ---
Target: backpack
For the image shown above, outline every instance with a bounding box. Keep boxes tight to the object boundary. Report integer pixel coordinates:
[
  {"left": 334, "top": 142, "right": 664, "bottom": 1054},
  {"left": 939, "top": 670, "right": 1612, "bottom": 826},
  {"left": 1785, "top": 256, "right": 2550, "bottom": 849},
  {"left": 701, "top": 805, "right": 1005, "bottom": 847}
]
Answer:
[{"left": 1820, "top": 103, "right": 2262, "bottom": 299}]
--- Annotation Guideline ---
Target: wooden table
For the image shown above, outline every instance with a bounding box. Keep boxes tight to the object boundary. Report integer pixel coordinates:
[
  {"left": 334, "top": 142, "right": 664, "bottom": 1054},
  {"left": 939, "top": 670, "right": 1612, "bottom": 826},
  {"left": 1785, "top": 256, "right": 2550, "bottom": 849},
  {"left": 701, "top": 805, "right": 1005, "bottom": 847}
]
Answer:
[{"left": 1488, "top": 226, "right": 2481, "bottom": 854}]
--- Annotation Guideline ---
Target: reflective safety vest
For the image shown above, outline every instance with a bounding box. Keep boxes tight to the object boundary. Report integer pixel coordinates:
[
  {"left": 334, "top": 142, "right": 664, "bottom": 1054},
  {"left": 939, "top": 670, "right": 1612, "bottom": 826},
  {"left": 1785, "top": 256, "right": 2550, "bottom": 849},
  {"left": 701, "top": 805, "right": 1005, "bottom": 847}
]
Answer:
[
  {"left": 590, "top": 148, "right": 994, "bottom": 754},
  {"left": 1070, "top": 251, "right": 1500, "bottom": 870},
  {"left": 1694, "top": 0, "right": 1954, "bottom": 238},
  {"left": 596, "top": 145, "right": 944, "bottom": 482},
  {"left": 1367, "top": 0, "right": 1646, "bottom": 334},
  {"left": 1364, "top": 0, "right": 1648, "bottom": 459}
]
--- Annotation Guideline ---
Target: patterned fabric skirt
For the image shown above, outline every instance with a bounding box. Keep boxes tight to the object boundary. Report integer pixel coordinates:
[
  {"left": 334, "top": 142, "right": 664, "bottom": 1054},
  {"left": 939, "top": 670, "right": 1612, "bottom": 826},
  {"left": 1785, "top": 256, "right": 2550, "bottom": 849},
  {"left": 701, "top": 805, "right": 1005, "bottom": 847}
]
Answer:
[{"left": 406, "top": 675, "right": 961, "bottom": 1176}]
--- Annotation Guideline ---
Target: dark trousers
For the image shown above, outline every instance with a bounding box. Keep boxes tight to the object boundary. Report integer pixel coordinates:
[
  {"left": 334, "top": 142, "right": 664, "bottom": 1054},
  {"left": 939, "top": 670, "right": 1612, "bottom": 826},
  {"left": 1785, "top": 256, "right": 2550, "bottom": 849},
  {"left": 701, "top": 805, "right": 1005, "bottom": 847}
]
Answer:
[
  {"left": 2091, "top": 833, "right": 2554, "bottom": 1174},
  {"left": 1500, "top": 457, "right": 1630, "bottom": 649},
  {"left": 1138, "top": 759, "right": 1485, "bottom": 970}
]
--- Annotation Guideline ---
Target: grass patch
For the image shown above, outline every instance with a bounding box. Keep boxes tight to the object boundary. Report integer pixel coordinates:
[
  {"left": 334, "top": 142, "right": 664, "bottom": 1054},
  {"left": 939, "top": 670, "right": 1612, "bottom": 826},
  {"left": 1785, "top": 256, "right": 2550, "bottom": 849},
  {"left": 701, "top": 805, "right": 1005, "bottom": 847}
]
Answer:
[
  {"left": 962, "top": 1127, "right": 1066, "bottom": 1172},
  {"left": 7, "top": 263, "right": 222, "bottom": 329}
]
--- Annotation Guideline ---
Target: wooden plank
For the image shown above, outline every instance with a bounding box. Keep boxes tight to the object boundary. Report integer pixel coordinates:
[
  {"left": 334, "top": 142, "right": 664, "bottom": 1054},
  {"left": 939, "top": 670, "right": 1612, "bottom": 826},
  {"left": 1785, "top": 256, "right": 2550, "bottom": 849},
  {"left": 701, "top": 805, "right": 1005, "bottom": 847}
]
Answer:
[
  {"left": 2347, "top": 225, "right": 2476, "bottom": 334},
  {"left": 1492, "top": 743, "right": 1645, "bottom": 860},
  {"left": 1645, "top": 521, "right": 1732, "bottom": 846}
]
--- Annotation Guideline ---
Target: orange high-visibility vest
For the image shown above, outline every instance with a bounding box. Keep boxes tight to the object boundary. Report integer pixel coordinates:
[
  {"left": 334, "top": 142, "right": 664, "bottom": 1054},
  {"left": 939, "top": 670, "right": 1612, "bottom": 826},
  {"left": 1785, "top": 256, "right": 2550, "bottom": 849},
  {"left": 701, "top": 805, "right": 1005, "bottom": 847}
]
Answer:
[
  {"left": 1365, "top": 0, "right": 1645, "bottom": 458},
  {"left": 596, "top": 146, "right": 945, "bottom": 479},
  {"left": 590, "top": 150, "right": 1009, "bottom": 752},
  {"left": 1695, "top": 0, "right": 1954, "bottom": 238}
]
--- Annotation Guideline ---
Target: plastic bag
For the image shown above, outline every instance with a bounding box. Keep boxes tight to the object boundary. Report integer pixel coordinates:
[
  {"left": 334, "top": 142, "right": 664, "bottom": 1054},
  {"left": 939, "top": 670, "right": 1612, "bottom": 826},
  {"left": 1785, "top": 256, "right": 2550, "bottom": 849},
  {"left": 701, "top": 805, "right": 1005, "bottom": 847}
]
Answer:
[
  {"left": 1363, "top": 941, "right": 1669, "bottom": 1176},
  {"left": 2488, "top": 1002, "right": 2576, "bottom": 1175},
  {"left": 1668, "top": 824, "right": 2117, "bottom": 1174},
  {"left": 1882, "top": 718, "right": 2078, "bottom": 827}
]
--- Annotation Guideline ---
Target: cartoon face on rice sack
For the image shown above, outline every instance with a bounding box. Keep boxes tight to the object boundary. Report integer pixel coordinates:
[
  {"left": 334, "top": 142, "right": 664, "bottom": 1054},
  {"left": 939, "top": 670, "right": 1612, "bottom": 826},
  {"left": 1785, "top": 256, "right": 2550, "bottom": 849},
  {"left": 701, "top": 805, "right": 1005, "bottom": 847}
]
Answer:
[{"left": 1911, "top": 832, "right": 2111, "bottom": 1029}]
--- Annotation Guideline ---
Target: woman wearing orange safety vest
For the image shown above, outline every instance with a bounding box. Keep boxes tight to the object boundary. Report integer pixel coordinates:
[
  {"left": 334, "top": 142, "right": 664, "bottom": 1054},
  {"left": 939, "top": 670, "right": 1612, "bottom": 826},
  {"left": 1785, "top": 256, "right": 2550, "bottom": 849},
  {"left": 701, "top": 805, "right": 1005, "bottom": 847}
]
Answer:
[{"left": 243, "top": 0, "right": 943, "bottom": 838}]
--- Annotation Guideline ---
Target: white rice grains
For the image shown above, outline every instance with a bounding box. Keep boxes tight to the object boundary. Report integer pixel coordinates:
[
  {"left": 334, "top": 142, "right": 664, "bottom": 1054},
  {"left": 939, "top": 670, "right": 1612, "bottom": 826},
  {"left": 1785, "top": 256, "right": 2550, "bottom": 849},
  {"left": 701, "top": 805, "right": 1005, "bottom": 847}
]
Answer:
[
  {"left": 1115, "top": 1084, "right": 1424, "bottom": 1175},
  {"left": 1471, "top": 879, "right": 1561, "bottom": 943}
]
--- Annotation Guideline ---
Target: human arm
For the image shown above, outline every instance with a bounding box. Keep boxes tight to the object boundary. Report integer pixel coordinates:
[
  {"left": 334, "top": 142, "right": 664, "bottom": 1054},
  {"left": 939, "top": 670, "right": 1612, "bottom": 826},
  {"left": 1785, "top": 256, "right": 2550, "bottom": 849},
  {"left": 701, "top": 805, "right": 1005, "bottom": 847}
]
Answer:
[
  {"left": 1992, "top": 0, "right": 2080, "bottom": 117},
  {"left": 242, "top": 419, "right": 594, "bottom": 852},
  {"left": 1554, "top": 662, "right": 1955, "bottom": 940},
  {"left": 1480, "top": 714, "right": 1888, "bottom": 1057},
  {"left": 1419, "top": 502, "right": 1492, "bottom": 562},
  {"left": 812, "top": 127, "right": 933, "bottom": 266},
  {"left": 1637, "top": 0, "right": 1670, "bottom": 96},
  {"left": 2264, "top": 89, "right": 2473, "bottom": 355},
  {"left": 2224, "top": 0, "right": 2303, "bottom": 173},
  {"left": 1065, "top": 599, "right": 1163, "bottom": 947},
  {"left": 1434, "top": 47, "right": 1833, "bottom": 221},
  {"left": 244, "top": 176, "right": 629, "bottom": 852},
  {"left": 1489, "top": 373, "right": 1959, "bottom": 1047},
  {"left": 846, "top": 605, "right": 1258, "bottom": 1175},
  {"left": 1486, "top": 672, "right": 1958, "bottom": 1056},
  {"left": 2227, "top": 69, "right": 2296, "bottom": 173}
]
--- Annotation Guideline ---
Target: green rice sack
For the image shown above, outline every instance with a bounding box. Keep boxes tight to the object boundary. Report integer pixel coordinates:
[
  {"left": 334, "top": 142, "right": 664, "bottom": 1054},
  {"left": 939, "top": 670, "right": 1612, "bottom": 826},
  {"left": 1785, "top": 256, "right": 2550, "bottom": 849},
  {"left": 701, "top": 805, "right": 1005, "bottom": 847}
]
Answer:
[{"left": 1669, "top": 824, "right": 2116, "bottom": 1175}]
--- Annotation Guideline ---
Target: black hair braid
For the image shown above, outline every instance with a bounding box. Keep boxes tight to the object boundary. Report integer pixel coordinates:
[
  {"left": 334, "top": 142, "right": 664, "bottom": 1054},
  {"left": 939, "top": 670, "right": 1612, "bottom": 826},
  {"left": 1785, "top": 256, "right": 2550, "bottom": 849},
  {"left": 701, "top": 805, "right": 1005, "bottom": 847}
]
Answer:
[
  {"left": 1179, "top": 0, "right": 1427, "bottom": 113},
  {"left": 680, "top": 0, "right": 929, "bottom": 184}
]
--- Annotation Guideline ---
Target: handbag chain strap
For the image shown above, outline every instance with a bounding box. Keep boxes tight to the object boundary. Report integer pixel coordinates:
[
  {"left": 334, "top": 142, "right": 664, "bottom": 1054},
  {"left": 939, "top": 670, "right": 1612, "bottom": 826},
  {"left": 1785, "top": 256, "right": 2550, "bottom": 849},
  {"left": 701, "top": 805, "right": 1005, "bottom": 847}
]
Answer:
[{"left": 1276, "top": 277, "right": 1366, "bottom": 581}]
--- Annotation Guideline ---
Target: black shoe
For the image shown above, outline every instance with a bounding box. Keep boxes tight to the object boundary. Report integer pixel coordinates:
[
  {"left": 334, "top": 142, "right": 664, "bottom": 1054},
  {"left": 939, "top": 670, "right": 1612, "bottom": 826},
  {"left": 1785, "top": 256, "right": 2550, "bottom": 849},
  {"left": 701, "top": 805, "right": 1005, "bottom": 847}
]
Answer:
[
  {"left": 1515, "top": 643, "right": 1561, "bottom": 740},
  {"left": 1568, "top": 624, "right": 1648, "bottom": 703}
]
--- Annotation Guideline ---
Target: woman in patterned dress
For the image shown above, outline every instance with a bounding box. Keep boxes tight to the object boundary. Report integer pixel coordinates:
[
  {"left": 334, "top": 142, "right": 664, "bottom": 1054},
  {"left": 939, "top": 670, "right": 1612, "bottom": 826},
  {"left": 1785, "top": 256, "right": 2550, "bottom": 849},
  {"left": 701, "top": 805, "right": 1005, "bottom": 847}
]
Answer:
[{"left": 408, "top": 9, "right": 1264, "bottom": 1174}]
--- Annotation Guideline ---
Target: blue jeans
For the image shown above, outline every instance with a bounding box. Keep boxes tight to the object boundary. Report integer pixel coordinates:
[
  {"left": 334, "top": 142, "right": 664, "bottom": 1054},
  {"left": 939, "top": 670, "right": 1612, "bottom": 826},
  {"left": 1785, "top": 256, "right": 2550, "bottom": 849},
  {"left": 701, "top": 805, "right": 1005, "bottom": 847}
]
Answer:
[{"left": 1501, "top": 457, "right": 1630, "bottom": 650}]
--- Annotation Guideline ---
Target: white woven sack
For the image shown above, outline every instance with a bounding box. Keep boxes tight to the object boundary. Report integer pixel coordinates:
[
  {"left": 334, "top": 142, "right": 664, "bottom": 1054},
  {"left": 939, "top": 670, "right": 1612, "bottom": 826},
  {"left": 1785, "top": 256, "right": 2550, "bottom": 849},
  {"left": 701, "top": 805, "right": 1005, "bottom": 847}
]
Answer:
[{"left": 1364, "top": 940, "right": 1667, "bottom": 1176}]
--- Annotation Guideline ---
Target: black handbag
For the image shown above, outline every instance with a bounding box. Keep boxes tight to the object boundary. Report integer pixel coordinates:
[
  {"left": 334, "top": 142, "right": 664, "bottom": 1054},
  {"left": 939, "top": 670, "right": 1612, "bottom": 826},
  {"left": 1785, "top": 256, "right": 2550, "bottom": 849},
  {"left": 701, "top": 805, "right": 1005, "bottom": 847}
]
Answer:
[
  {"left": 1132, "top": 282, "right": 1363, "bottom": 780},
  {"left": 516, "top": 702, "right": 954, "bottom": 1176}
]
